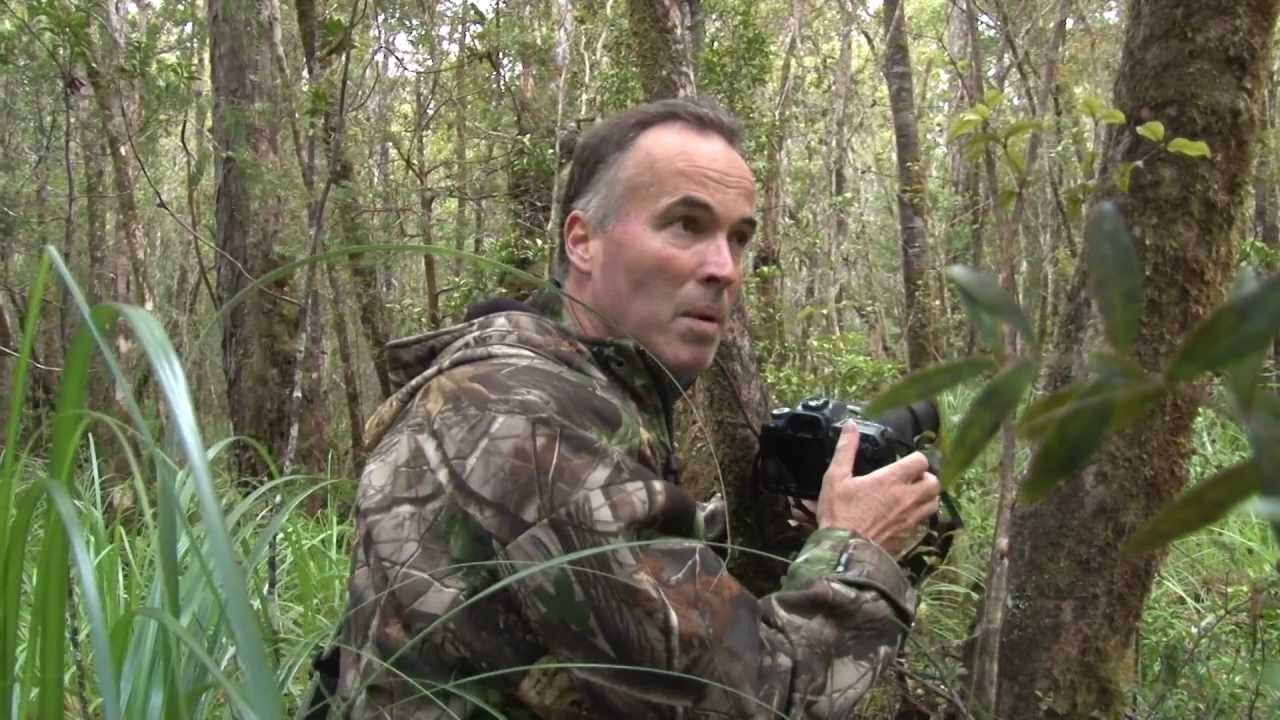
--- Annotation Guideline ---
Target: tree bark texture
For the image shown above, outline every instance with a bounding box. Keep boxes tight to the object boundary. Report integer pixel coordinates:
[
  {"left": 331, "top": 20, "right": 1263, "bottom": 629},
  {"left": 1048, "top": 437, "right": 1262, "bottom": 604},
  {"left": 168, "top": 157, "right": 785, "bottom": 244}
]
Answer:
[
  {"left": 209, "top": 0, "right": 299, "bottom": 482},
  {"left": 627, "top": 0, "right": 697, "bottom": 100},
  {"left": 628, "top": 0, "right": 789, "bottom": 594},
  {"left": 882, "top": 0, "right": 935, "bottom": 371},
  {"left": 997, "top": 3, "right": 1280, "bottom": 718}
]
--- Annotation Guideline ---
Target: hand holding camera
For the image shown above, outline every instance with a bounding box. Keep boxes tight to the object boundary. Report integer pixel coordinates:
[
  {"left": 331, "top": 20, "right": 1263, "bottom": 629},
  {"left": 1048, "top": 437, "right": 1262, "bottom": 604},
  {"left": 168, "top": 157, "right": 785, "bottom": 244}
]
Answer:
[{"left": 816, "top": 424, "right": 941, "bottom": 556}]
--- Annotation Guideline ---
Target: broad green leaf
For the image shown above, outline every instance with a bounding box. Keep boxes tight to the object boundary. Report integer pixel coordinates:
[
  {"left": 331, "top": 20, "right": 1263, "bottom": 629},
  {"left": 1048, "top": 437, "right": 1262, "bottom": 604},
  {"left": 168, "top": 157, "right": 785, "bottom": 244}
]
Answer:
[
  {"left": 1004, "top": 145, "right": 1026, "bottom": 177},
  {"left": 1083, "top": 149, "right": 1098, "bottom": 179},
  {"left": 1124, "top": 462, "right": 1260, "bottom": 554},
  {"left": 864, "top": 357, "right": 995, "bottom": 417},
  {"left": 1087, "top": 351, "right": 1146, "bottom": 383},
  {"left": 1100, "top": 108, "right": 1127, "bottom": 125},
  {"left": 1113, "top": 161, "right": 1135, "bottom": 193},
  {"left": 946, "top": 265, "right": 1036, "bottom": 347},
  {"left": 1166, "top": 137, "right": 1212, "bottom": 158},
  {"left": 1020, "top": 380, "right": 1163, "bottom": 443},
  {"left": 972, "top": 103, "right": 991, "bottom": 120},
  {"left": 1166, "top": 272, "right": 1280, "bottom": 382},
  {"left": 1084, "top": 202, "right": 1143, "bottom": 352},
  {"left": 1021, "top": 393, "right": 1118, "bottom": 503},
  {"left": 1002, "top": 119, "right": 1043, "bottom": 140},
  {"left": 943, "top": 358, "right": 1038, "bottom": 481},
  {"left": 984, "top": 89, "right": 1005, "bottom": 108},
  {"left": 1136, "top": 120, "right": 1165, "bottom": 144},
  {"left": 1081, "top": 95, "right": 1103, "bottom": 120},
  {"left": 948, "top": 113, "right": 983, "bottom": 140},
  {"left": 1018, "top": 386, "right": 1083, "bottom": 438}
]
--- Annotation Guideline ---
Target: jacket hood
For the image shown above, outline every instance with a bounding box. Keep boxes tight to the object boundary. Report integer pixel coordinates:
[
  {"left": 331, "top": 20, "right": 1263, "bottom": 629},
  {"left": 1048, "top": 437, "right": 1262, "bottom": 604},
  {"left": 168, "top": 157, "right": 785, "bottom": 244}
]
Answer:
[{"left": 364, "top": 308, "right": 685, "bottom": 451}]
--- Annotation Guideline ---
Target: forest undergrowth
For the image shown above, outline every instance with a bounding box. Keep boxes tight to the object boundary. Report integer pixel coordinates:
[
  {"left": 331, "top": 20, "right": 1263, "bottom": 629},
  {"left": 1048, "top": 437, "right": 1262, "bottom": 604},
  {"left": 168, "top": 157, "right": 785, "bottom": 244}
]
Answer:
[{"left": 3, "top": 254, "right": 1278, "bottom": 719}]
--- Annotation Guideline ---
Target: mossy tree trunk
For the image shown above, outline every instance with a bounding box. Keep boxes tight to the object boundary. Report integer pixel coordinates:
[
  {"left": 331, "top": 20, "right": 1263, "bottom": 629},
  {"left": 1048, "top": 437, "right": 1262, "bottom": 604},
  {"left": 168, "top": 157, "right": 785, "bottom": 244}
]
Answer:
[
  {"left": 997, "top": 2, "right": 1280, "bottom": 718},
  {"left": 209, "top": 0, "right": 299, "bottom": 483}
]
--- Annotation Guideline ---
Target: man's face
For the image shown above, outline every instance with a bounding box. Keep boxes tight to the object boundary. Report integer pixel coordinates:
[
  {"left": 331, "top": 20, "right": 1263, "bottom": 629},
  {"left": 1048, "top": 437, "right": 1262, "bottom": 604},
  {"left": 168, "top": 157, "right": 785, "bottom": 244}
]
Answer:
[{"left": 563, "top": 122, "right": 757, "bottom": 381}]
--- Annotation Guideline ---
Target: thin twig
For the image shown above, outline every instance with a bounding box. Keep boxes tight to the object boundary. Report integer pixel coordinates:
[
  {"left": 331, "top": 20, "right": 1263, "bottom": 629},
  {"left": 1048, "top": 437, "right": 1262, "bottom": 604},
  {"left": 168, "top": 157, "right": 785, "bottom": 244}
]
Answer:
[
  {"left": 117, "top": 103, "right": 299, "bottom": 309},
  {"left": 0, "top": 344, "right": 63, "bottom": 371}
]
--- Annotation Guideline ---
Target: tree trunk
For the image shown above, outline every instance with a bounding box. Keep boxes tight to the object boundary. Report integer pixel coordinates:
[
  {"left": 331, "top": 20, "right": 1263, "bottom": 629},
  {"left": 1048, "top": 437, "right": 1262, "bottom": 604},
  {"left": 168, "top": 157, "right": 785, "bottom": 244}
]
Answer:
[
  {"left": 627, "top": 0, "right": 697, "bottom": 99},
  {"left": 882, "top": 0, "right": 935, "bottom": 371},
  {"left": 209, "top": 0, "right": 299, "bottom": 482},
  {"left": 997, "top": 2, "right": 1280, "bottom": 718},
  {"left": 753, "top": 2, "right": 799, "bottom": 354},
  {"left": 83, "top": 3, "right": 153, "bottom": 312},
  {"left": 628, "top": 0, "right": 790, "bottom": 595}
]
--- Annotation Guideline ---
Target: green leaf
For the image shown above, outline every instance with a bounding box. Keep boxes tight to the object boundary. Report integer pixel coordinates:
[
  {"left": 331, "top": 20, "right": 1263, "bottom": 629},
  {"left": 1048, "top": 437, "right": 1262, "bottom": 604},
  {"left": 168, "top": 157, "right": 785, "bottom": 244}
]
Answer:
[
  {"left": 948, "top": 113, "right": 984, "bottom": 141},
  {"left": 1002, "top": 119, "right": 1043, "bottom": 140},
  {"left": 1018, "top": 386, "right": 1083, "bottom": 438},
  {"left": 1021, "top": 393, "right": 1118, "bottom": 503},
  {"left": 972, "top": 103, "right": 992, "bottom": 121},
  {"left": 1004, "top": 145, "right": 1026, "bottom": 177},
  {"left": 1081, "top": 95, "right": 1103, "bottom": 120},
  {"left": 984, "top": 89, "right": 1005, "bottom": 108},
  {"left": 1083, "top": 149, "right": 1098, "bottom": 180},
  {"left": 1166, "top": 137, "right": 1212, "bottom": 158},
  {"left": 1100, "top": 108, "right": 1127, "bottom": 125},
  {"left": 946, "top": 265, "right": 1036, "bottom": 347},
  {"left": 864, "top": 357, "right": 996, "bottom": 417},
  {"left": 943, "top": 358, "right": 1038, "bottom": 481},
  {"left": 1020, "top": 380, "right": 1164, "bottom": 444},
  {"left": 1113, "top": 161, "right": 1135, "bottom": 193},
  {"left": 1124, "top": 461, "right": 1260, "bottom": 554},
  {"left": 1166, "top": 273, "right": 1280, "bottom": 382},
  {"left": 1084, "top": 202, "right": 1143, "bottom": 352},
  {"left": 1087, "top": 351, "right": 1146, "bottom": 383},
  {"left": 1136, "top": 120, "right": 1166, "bottom": 144}
]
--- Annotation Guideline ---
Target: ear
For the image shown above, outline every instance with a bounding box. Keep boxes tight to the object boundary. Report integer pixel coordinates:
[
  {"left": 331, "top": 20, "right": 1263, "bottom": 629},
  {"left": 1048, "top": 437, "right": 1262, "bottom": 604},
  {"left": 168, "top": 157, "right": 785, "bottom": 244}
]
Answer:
[{"left": 562, "top": 210, "right": 596, "bottom": 276}]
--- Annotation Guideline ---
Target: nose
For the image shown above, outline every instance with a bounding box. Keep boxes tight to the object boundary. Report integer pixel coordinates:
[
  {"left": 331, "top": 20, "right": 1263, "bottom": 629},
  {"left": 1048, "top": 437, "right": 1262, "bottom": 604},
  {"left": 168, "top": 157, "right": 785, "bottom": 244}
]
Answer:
[{"left": 698, "top": 235, "right": 741, "bottom": 289}]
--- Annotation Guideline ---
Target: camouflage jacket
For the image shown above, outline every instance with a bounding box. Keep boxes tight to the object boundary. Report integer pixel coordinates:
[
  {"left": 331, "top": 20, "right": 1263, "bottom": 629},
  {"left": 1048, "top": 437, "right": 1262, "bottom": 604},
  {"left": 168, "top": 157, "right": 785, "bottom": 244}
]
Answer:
[{"left": 334, "top": 305, "right": 916, "bottom": 719}]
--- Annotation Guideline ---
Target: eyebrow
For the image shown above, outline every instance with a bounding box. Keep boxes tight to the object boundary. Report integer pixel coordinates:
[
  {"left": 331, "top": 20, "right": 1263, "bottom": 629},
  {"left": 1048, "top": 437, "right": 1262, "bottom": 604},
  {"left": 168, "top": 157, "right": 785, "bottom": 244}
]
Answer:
[{"left": 664, "top": 194, "right": 758, "bottom": 232}]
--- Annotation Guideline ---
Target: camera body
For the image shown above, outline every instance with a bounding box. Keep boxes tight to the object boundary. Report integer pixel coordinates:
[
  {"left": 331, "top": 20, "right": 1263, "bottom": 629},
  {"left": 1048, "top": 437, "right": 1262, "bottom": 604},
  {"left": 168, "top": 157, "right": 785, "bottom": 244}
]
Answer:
[{"left": 757, "top": 397, "right": 939, "bottom": 500}]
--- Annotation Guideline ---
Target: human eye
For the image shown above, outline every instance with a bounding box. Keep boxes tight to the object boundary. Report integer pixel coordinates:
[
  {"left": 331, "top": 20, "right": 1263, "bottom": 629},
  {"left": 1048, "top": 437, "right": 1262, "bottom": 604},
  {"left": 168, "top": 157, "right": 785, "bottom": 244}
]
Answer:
[{"left": 677, "top": 214, "right": 704, "bottom": 234}]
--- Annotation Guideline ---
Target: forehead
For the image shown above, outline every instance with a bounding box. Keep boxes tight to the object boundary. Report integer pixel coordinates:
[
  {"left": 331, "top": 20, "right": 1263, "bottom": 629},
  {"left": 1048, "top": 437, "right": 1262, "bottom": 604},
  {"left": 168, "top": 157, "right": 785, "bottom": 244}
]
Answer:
[{"left": 616, "top": 123, "right": 755, "bottom": 202}]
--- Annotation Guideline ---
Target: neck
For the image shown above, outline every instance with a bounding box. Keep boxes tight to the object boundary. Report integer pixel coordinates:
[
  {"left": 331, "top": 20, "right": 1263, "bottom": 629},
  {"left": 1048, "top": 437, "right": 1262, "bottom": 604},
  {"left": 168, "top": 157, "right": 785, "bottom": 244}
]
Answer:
[{"left": 562, "top": 276, "right": 611, "bottom": 340}]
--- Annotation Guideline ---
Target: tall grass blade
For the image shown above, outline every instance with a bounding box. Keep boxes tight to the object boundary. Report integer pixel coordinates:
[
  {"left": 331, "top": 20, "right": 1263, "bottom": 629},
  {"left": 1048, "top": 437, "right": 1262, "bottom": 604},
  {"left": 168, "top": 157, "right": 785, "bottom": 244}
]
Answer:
[
  {"left": 111, "top": 303, "right": 284, "bottom": 718},
  {"left": 39, "top": 478, "right": 121, "bottom": 720},
  {"left": 33, "top": 297, "right": 101, "bottom": 718},
  {"left": 0, "top": 253, "right": 49, "bottom": 720}
]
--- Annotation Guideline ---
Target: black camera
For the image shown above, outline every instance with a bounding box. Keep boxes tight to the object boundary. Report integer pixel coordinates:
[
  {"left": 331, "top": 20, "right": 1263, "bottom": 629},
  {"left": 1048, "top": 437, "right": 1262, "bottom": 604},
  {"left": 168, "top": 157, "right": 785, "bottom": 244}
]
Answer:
[{"left": 756, "top": 397, "right": 940, "bottom": 500}]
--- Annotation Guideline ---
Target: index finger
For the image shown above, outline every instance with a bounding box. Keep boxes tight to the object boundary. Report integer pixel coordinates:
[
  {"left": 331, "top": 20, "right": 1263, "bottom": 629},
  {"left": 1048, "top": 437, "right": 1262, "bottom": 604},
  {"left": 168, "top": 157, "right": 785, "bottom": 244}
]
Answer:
[{"left": 827, "top": 422, "right": 861, "bottom": 477}]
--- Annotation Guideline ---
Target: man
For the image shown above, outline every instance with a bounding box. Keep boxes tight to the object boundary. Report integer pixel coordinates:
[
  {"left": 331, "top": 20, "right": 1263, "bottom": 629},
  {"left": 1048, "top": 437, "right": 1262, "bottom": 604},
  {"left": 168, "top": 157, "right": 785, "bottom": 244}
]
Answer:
[{"left": 334, "top": 98, "right": 941, "bottom": 718}]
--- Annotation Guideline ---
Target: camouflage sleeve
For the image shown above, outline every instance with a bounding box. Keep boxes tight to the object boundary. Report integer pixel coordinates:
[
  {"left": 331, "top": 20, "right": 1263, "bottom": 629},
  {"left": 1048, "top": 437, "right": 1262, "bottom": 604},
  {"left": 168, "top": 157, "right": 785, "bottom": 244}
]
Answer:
[{"left": 346, "top": 356, "right": 915, "bottom": 719}]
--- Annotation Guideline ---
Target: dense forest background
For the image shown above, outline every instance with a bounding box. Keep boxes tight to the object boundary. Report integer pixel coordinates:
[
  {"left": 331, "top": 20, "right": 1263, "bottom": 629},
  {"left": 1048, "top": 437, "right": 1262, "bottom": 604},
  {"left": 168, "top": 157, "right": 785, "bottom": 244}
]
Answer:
[{"left": 2, "top": 0, "right": 1279, "bottom": 718}]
